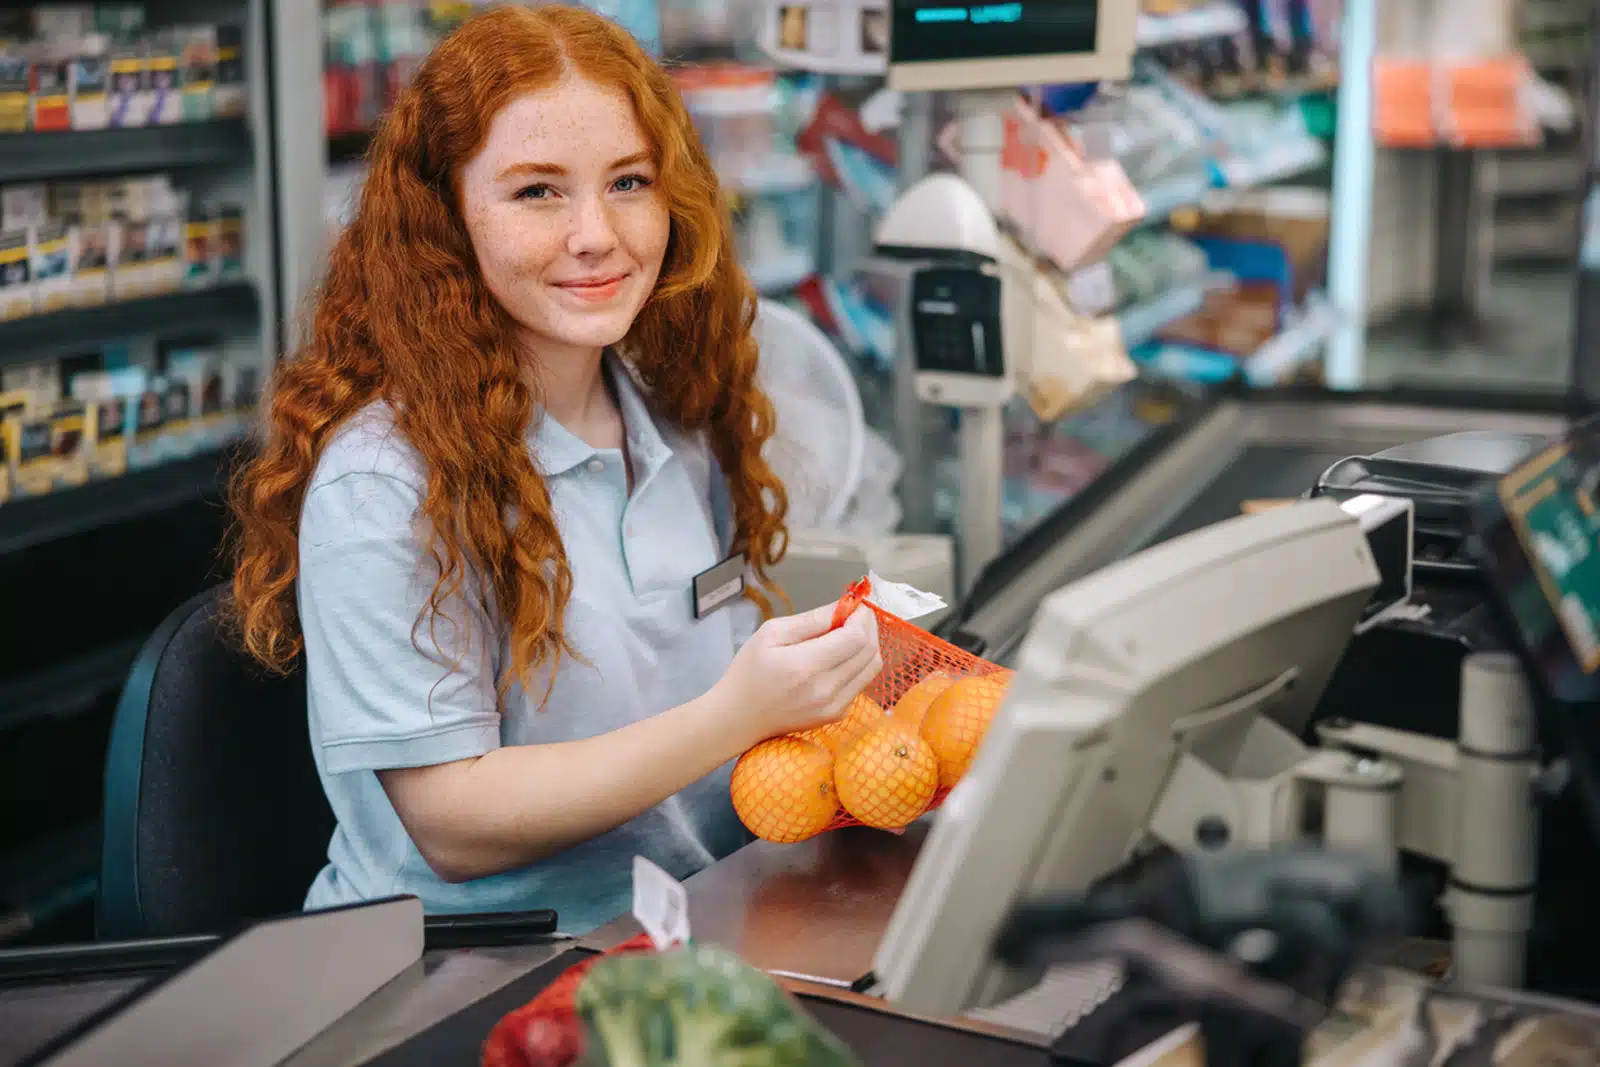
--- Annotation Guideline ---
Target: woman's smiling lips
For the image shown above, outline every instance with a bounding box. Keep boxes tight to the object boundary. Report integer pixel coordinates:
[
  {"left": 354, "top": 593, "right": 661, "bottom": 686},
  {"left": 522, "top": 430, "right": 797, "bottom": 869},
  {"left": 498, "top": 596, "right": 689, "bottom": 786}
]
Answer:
[{"left": 553, "top": 272, "right": 629, "bottom": 303}]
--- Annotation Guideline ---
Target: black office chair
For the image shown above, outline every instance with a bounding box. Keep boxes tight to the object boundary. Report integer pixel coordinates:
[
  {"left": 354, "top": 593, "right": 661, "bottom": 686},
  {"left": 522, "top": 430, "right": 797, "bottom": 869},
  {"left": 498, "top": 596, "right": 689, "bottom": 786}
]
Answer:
[{"left": 98, "top": 584, "right": 334, "bottom": 940}]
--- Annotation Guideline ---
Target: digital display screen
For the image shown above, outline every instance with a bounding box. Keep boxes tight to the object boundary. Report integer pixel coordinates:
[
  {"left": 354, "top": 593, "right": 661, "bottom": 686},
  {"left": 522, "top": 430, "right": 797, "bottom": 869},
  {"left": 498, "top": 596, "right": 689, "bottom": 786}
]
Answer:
[
  {"left": 890, "top": 0, "right": 1099, "bottom": 64},
  {"left": 1472, "top": 423, "right": 1600, "bottom": 704}
]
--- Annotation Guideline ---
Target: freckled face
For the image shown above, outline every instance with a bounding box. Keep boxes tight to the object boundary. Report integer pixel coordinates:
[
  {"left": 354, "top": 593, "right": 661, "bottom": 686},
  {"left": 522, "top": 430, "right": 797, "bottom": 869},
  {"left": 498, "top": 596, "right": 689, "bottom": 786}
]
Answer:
[{"left": 457, "top": 75, "right": 670, "bottom": 364}]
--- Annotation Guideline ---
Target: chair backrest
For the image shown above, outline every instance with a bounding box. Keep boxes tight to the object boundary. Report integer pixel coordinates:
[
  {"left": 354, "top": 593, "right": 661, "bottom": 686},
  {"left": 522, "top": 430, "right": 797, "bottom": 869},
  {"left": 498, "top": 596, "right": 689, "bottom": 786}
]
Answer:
[{"left": 98, "top": 585, "right": 334, "bottom": 940}]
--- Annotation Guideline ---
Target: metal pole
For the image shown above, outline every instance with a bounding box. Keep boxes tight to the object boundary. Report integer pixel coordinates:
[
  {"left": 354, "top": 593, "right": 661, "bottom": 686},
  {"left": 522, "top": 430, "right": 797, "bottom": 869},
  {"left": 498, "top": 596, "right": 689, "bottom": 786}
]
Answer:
[
  {"left": 1567, "top": 0, "right": 1600, "bottom": 411},
  {"left": 1324, "top": 0, "right": 1379, "bottom": 389},
  {"left": 1447, "top": 652, "right": 1539, "bottom": 990},
  {"left": 893, "top": 90, "right": 940, "bottom": 535}
]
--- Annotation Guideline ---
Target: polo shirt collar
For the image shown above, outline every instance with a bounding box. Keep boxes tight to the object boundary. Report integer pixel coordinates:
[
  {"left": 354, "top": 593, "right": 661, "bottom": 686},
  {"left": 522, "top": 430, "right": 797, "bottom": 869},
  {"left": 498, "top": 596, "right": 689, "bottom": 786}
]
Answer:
[{"left": 528, "top": 351, "right": 672, "bottom": 478}]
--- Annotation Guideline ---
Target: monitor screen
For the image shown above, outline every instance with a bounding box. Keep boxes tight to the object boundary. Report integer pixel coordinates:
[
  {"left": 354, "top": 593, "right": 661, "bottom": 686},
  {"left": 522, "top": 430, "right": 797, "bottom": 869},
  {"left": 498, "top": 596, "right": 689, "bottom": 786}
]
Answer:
[
  {"left": 884, "top": 0, "right": 1133, "bottom": 91},
  {"left": 889, "top": 0, "right": 1098, "bottom": 64}
]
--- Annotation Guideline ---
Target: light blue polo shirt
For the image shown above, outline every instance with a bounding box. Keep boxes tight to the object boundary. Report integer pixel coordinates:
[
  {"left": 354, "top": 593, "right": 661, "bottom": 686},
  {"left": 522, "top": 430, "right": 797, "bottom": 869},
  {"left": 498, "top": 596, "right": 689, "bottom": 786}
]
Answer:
[{"left": 297, "top": 356, "right": 757, "bottom": 933}]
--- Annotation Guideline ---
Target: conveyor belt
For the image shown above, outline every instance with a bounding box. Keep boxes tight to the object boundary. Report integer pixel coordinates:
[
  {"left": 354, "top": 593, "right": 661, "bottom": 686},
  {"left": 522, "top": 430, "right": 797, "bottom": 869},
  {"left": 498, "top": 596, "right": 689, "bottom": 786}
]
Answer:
[
  {"left": 1142, "top": 445, "right": 1349, "bottom": 548},
  {"left": 947, "top": 391, "right": 1569, "bottom": 665}
]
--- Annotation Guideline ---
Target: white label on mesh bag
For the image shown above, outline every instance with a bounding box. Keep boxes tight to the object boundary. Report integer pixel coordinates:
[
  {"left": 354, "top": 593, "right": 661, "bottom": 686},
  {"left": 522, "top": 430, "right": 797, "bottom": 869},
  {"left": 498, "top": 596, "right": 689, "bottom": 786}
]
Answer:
[
  {"left": 632, "top": 856, "right": 690, "bottom": 950},
  {"left": 865, "top": 571, "right": 947, "bottom": 622}
]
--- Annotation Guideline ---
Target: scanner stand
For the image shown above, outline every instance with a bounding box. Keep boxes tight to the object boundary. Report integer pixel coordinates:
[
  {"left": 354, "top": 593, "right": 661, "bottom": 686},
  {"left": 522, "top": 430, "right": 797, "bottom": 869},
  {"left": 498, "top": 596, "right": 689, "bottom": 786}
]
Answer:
[{"left": 994, "top": 850, "right": 1405, "bottom": 1067}]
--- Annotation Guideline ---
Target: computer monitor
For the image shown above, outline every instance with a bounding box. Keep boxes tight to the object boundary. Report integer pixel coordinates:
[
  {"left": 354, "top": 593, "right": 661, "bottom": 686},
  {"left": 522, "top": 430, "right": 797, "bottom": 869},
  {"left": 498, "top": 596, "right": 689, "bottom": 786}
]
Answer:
[
  {"left": 886, "top": 0, "right": 1138, "bottom": 92},
  {"left": 871, "top": 498, "right": 1381, "bottom": 1016}
]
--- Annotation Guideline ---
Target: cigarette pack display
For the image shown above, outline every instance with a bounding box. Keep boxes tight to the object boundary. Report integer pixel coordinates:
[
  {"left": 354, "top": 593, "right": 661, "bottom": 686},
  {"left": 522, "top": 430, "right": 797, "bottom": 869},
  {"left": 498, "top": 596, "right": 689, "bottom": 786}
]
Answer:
[
  {"left": 178, "top": 25, "right": 214, "bottom": 121},
  {"left": 29, "top": 220, "right": 71, "bottom": 313},
  {"left": 0, "top": 51, "right": 28, "bottom": 132},
  {"left": 159, "top": 371, "right": 194, "bottom": 459},
  {"left": 231, "top": 357, "right": 261, "bottom": 442},
  {"left": 48, "top": 400, "right": 90, "bottom": 488},
  {"left": 1, "top": 361, "right": 60, "bottom": 407},
  {"left": 31, "top": 48, "right": 72, "bottom": 131},
  {"left": 146, "top": 211, "right": 181, "bottom": 293},
  {"left": 212, "top": 24, "right": 244, "bottom": 118},
  {"left": 106, "top": 44, "right": 143, "bottom": 126},
  {"left": 69, "top": 219, "right": 113, "bottom": 305},
  {"left": 145, "top": 34, "right": 180, "bottom": 125},
  {"left": 70, "top": 367, "right": 140, "bottom": 478},
  {"left": 111, "top": 215, "right": 150, "bottom": 300},
  {"left": 128, "top": 376, "right": 166, "bottom": 470},
  {"left": 196, "top": 353, "right": 229, "bottom": 448},
  {"left": 70, "top": 38, "right": 110, "bottom": 129},
  {"left": 163, "top": 347, "right": 209, "bottom": 455},
  {"left": 94, "top": 4, "right": 145, "bottom": 39},
  {"left": 0, "top": 229, "right": 34, "bottom": 321},
  {"left": 7, "top": 408, "right": 55, "bottom": 497},
  {"left": 34, "top": 6, "right": 95, "bottom": 39},
  {"left": 181, "top": 204, "right": 214, "bottom": 287},
  {"left": 1, "top": 184, "right": 47, "bottom": 231},
  {"left": 216, "top": 205, "right": 243, "bottom": 276},
  {"left": 0, "top": 390, "right": 23, "bottom": 505}
]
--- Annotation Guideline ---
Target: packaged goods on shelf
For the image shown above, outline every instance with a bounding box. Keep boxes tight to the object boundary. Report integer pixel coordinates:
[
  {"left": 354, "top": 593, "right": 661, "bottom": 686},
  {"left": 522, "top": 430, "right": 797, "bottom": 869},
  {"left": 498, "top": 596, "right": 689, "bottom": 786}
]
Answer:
[
  {"left": 0, "top": 6, "right": 243, "bottom": 132},
  {"left": 0, "top": 228, "right": 30, "bottom": 319},
  {"left": 0, "top": 340, "right": 257, "bottom": 506},
  {"left": 0, "top": 172, "right": 245, "bottom": 315},
  {"left": 1139, "top": 0, "right": 1342, "bottom": 101}
]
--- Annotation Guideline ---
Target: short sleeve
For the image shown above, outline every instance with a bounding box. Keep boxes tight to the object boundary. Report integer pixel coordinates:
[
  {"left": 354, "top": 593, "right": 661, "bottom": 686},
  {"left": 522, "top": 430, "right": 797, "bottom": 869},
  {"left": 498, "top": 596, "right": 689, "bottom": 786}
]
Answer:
[{"left": 298, "top": 469, "right": 501, "bottom": 775}]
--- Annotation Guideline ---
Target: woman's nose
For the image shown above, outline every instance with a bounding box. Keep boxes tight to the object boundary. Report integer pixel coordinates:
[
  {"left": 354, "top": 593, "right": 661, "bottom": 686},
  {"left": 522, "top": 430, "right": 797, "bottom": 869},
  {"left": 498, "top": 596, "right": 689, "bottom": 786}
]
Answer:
[{"left": 566, "top": 195, "right": 619, "bottom": 257}]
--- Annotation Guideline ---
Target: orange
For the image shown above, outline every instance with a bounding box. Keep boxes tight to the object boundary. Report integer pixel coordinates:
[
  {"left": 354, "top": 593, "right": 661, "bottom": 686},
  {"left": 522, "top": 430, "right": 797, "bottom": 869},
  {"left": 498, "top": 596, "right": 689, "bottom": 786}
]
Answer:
[
  {"left": 920, "top": 673, "right": 1010, "bottom": 789},
  {"left": 835, "top": 721, "right": 939, "bottom": 830},
  {"left": 797, "top": 692, "right": 887, "bottom": 755},
  {"left": 730, "top": 736, "right": 839, "bottom": 844},
  {"left": 892, "top": 672, "right": 954, "bottom": 731}
]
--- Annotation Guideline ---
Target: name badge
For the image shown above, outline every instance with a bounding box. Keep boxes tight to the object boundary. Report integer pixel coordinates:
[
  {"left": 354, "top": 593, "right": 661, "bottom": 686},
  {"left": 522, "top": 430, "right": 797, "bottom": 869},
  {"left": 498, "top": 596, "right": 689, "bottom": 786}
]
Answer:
[{"left": 692, "top": 554, "right": 746, "bottom": 619}]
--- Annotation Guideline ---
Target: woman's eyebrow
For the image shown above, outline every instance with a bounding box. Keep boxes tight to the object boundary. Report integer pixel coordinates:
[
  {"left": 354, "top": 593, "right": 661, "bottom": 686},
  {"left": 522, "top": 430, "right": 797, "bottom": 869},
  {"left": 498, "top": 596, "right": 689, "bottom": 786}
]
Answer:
[{"left": 498, "top": 161, "right": 565, "bottom": 182}]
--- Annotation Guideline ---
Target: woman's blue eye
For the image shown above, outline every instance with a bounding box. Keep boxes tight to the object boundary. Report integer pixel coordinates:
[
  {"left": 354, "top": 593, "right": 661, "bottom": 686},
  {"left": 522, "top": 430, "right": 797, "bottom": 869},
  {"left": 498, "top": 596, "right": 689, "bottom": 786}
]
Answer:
[
  {"left": 614, "top": 174, "right": 652, "bottom": 192},
  {"left": 516, "top": 184, "right": 551, "bottom": 200}
]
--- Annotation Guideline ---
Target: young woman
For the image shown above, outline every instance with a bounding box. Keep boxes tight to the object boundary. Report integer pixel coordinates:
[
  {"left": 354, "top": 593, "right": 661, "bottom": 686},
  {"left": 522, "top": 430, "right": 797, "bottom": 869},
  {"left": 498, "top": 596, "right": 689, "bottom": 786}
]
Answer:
[{"left": 228, "top": 4, "right": 881, "bottom": 933}]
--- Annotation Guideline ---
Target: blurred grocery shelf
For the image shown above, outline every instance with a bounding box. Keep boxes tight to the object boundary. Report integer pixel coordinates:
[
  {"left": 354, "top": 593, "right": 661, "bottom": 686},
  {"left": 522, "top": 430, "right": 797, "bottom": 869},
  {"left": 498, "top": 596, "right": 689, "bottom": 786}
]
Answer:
[
  {"left": 0, "top": 448, "right": 231, "bottom": 558},
  {"left": 0, "top": 283, "right": 259, "bottom": 372},
  {"left": 0, "top": 120, "right": 253, "bottom": 185}
]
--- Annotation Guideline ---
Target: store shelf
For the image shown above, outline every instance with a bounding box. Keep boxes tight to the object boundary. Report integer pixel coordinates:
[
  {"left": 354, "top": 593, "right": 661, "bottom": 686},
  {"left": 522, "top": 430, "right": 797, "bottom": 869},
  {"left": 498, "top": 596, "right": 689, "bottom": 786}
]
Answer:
[
  {"left": 1137, "top": 3, "right": 1251, "bottom": 49},
  {"left": 0, "top": 120, "right": 253, "bottom": 184},
  {"left": 0, "top": 283, "right": 259, "bottom": 372},
  {"left": 1138, "top": 139, "right": 1328, "bottom": 226},
  {"left": 746, "top": 250, "right": 814, "bottom": 295},
  {"left": 0, "top": 448, "right": 231, "bottom": 558},
  {"left": 1245, "top": 298, "right": 1340, "bottom": 385},
  {"left": 0, "top": 637, "right": 143, "bottom": 735},
  {"left": 1210, "top": 136, "right": 1328, "bottom": 191},
  {"left": 1117, "top": 281, "right": 1209, "bottom": 348},
  {"left": 723, "top": 155, "right": 817, "bottom": 197}
]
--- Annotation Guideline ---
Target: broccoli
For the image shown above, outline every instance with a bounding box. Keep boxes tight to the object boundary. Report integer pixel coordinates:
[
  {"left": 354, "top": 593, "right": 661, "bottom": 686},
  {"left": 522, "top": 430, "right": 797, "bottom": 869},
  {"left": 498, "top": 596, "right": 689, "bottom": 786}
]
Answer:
[{"left": 573, "top": 944, "right": 862, "bottom": 1067}]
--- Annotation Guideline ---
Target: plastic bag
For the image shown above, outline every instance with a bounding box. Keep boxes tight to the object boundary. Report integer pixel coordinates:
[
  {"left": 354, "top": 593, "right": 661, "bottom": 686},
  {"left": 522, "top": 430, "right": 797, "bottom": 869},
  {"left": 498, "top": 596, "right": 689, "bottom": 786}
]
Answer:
[
  {"left": 730, "top": 576, "right": 1013, "bottom": 843},
  {"left": 481, "top": 934, "right": 658, "bottom": 1067}
]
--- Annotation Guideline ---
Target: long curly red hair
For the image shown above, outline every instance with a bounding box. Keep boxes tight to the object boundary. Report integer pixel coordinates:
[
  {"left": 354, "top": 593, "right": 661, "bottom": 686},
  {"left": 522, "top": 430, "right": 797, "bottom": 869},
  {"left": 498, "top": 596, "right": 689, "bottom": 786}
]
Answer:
[{"left": 228, "top": 4, "right": 788, "bottom": 692}]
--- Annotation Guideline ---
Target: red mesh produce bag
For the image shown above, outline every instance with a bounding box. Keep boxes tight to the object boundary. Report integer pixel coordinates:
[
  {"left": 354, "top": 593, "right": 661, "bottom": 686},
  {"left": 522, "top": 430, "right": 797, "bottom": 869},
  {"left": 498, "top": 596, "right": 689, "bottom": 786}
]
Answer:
[
  {"left": 481, "top": 933, "right": 658, "bottom": 1067},
  {"left": 731, "top": 576, "right": 1013, "bottom": 843}
]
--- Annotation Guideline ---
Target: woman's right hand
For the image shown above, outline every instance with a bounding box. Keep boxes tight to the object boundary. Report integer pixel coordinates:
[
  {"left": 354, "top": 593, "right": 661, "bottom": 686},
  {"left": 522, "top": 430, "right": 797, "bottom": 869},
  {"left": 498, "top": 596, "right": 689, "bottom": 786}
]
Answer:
[{"left": 707, "top": 602, "right": 884, "bottom": 748}]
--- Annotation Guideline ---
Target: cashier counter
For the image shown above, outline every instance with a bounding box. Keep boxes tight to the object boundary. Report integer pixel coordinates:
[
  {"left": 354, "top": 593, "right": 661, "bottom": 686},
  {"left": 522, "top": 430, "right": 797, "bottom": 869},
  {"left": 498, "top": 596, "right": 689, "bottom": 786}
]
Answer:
[{"left": 8, "top": 391, "right": 1600, "bottom": 1067}]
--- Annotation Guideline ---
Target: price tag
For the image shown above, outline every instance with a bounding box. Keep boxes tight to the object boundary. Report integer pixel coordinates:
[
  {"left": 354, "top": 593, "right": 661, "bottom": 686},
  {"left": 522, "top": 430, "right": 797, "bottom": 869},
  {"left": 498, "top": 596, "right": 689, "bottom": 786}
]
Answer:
[
  {"left": 632, "top": 856, "right": 690, "bottom": 950},
  {"left": 864, "top": 570, "right": 948, "bottom": 622},
  {"left": 1064, "top": 261, "right": 1118, "bottom": 316}
]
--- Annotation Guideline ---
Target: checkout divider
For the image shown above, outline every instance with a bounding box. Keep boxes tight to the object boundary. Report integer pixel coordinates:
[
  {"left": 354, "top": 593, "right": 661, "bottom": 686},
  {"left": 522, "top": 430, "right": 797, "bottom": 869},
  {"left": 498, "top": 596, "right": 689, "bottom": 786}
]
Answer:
[{"left": 2, "top": 380, "right": 1593, "bottom": 1067}]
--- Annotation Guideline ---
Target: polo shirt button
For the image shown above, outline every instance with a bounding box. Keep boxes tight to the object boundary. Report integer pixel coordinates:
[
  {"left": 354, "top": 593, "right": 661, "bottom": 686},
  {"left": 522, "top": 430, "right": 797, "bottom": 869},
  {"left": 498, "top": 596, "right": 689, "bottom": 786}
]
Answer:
[{"left": 586, "top": 458, "right": 605, "bottom": 474}]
